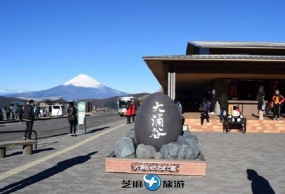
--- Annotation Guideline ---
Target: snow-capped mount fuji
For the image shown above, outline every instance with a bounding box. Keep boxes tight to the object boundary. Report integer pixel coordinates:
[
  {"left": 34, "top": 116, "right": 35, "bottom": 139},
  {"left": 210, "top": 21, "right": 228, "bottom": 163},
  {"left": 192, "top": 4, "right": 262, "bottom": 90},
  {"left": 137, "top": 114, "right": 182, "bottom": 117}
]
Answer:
[
  {"left": 5, "top": 74, "right": 129, "bottom": 100},
  {"left": 63, "top": 74, "right": 104, "bottom": 88}
]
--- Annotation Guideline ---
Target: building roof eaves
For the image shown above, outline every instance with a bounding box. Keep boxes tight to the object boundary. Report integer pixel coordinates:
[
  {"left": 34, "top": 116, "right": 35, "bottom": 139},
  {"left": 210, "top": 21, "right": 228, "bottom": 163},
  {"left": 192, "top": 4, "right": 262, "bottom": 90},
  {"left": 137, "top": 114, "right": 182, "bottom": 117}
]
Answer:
[
  {"left": 143, "top": 55, "right": 285, "bottom": 61},
  {"left": 188, "top": 41, "right": 285, "bottom": 49}
]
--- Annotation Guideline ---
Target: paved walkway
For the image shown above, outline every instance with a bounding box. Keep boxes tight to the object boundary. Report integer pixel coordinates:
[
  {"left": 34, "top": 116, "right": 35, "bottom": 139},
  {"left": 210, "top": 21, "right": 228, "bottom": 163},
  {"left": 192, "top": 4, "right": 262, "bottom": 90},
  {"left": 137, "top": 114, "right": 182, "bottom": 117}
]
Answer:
[{"left": 0, "top": 119, "right": 284, "bottom": 194}]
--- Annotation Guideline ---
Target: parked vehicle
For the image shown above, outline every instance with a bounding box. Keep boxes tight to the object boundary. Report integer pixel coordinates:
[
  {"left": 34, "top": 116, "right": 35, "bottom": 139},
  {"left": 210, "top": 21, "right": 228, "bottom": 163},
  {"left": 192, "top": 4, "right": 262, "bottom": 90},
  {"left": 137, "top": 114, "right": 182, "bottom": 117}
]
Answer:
[
  {"left": 48, "top": 105, "right": 63, "bottom": 117},
  {"left": 117, "top": 96, "right": 140, "bottom": 117}
]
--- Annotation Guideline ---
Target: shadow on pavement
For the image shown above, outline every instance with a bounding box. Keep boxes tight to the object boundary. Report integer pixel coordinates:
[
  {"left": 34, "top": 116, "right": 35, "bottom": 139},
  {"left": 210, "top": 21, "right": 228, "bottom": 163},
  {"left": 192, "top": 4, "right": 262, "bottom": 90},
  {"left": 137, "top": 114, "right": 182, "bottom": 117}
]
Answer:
[
  {"left": 86, "top": 126, "right": 109, "bottom": 134},
  {"left": 37, "top": 141, "right": 58, "bottom": 148},
  {"left": 6, "top": 147, "right": 55, "bottom": 158},
  {"left": 0, "top": 151, "right": 98, "bottom": 193},
  {"left": 247, "top": 169, "right": 275, "bottom": 194},
  {"left": 38, "top": 132, "right": 69, "bottom": 140}
]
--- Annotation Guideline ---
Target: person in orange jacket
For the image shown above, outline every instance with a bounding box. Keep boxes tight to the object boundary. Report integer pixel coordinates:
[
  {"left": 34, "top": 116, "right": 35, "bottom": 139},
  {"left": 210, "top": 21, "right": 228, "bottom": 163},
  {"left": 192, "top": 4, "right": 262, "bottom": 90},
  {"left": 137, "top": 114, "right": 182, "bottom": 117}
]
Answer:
[
  {"left": 126, "top": 101, "right": 132, "bottom": 124},
  {"left": 272, "top": 90, "right": 285, "bottom": 120},
  {"left": 130, "top": 100, "right": 136, "bottom": 123}
]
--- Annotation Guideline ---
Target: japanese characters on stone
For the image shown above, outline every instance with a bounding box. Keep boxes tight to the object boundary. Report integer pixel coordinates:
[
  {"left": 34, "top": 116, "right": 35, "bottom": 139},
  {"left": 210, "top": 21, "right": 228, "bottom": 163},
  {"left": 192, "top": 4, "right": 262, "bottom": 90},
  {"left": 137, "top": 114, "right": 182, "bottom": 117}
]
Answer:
[{"left": 150, "top": 102, "right": 166, "bottom": 139}]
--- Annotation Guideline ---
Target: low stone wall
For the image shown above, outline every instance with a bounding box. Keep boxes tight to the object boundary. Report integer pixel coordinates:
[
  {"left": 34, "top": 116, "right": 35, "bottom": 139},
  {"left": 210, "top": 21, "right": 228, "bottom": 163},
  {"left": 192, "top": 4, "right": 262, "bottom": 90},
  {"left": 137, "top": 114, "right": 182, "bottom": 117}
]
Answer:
[
  {"left": 184, "top": 118, "right": 285, "bottom": 133},
  {"left": 105, "top": 151, "right": 206, "bottom": 176}
]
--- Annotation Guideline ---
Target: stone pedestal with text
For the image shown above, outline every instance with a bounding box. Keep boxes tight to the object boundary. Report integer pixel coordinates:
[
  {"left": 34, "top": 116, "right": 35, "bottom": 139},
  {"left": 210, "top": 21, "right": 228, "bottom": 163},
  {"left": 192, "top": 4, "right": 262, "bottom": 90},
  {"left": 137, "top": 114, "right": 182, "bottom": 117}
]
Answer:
[
  {"left": 106, "top": 92, "right": 206, "bottom": 176},
  {"left": 105, "top": 151, "right": 206, "bottom": 176}
]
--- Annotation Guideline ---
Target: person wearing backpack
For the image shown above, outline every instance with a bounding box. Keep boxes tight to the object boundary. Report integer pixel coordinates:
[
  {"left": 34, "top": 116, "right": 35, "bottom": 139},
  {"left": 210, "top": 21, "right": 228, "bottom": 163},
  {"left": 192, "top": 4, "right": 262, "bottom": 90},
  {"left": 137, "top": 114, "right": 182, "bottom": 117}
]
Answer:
[
  {"left": 67, "top": 102, "right": 77, "bottom": 136},
  {"left": 199, "top": 98, "right": 210, "bottom": 125},
  {"left": 23, "top": 100, "right": 35, "bottom": 140}
]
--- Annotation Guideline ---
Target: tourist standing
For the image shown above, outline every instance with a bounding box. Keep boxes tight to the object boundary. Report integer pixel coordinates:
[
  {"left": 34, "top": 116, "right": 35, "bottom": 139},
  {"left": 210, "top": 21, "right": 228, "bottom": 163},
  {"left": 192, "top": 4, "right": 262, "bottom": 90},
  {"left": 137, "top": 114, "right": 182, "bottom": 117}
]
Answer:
[
  {"left": 49, "top": 106, "right": 52, "bottom": 117},
  {"left": 272, "top": 90, "right": 284, "bottom": 120},
  {"left": 12, "top": 104, "right": 18, "bottom": 120},
  {"left": 23, "top": 100, "right": 35, "bottom": 140},
  {"left": 35, "top": 106, "right": 41, "bottom": 121},
  {"left": 130, "top": 100, "right": 136, "bottom": 123},
  {"left": 42, "top": 107, "right": 46, "bottom": 117},
  {"left": 218, "top": 93, "right": 228, "bottom": 123},
  {"left": 67, "top": 102, "right": 77, "bottom": 136},
  {"left": 4, "top": 105, "right": 11, "bottom": 121},
  {"left": 126, "top": 102, "right": 132, "bottom": 124},
  {"left": 257, "top": 92, "right": 266, "bottom": 120},
  {"left": 18, "top": 105, "right": 24, "bottom": 123},
  {"left": 199, "top": 98, "right": 210, "bottom": 125}
]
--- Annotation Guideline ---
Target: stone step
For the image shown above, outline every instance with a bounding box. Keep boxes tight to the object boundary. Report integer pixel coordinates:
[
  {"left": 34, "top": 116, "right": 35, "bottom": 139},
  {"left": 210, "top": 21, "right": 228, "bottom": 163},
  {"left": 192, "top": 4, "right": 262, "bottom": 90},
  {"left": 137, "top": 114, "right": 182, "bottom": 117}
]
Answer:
[{"left": 185, "top": 118, "right": 285, "bottom": 133}]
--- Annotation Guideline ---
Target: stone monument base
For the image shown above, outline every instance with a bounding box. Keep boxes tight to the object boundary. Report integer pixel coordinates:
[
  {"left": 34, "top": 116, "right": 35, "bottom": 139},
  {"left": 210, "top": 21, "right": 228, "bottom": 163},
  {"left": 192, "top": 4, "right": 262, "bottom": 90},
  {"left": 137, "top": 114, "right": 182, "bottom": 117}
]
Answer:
[{"left": 105, "top": 151, "right": 206, "bottom": 176}]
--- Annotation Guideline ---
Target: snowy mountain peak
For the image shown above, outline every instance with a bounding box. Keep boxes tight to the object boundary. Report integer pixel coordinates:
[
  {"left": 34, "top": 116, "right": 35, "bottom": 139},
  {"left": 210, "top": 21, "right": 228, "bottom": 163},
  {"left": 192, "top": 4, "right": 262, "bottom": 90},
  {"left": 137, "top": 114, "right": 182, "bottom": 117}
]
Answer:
[{"left": 63, "top": 74, "right": 103, "bottom": 88}]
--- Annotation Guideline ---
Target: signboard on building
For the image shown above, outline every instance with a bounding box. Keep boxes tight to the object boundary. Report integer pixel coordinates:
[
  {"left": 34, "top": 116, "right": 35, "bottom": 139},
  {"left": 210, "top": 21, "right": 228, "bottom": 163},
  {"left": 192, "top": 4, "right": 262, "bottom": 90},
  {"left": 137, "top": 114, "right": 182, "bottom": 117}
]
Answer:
[{"left": 228, "top": 105, "right": 233, "bottom": 115}]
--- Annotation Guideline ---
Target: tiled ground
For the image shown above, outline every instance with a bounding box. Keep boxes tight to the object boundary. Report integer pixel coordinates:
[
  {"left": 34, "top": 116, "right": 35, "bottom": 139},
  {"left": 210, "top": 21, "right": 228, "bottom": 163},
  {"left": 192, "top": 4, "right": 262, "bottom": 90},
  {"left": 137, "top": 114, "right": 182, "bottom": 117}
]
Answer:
[{"left": 0, "top": 119, "right": 284, "bottom": 194}]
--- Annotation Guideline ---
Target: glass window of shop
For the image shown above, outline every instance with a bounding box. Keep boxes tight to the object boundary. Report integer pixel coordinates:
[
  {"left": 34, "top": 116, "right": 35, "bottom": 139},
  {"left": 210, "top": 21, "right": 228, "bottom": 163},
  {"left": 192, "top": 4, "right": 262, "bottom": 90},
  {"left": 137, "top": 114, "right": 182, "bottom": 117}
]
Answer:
[{"left": 228, "top": 80, "right": 285, "bottom": 101}]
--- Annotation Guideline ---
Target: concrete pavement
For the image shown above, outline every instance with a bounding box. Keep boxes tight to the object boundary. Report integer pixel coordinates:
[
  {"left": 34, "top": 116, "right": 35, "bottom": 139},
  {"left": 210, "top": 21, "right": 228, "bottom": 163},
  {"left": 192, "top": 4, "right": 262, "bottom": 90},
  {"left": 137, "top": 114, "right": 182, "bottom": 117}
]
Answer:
[{"left": 0, "top": 118, "right": 285, "bottom": 193}]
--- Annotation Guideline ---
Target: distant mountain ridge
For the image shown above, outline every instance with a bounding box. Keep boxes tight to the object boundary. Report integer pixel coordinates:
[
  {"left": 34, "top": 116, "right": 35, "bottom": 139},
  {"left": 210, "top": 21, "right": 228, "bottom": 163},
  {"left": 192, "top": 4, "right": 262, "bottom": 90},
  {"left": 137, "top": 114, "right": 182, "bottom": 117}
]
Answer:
[
  {"left": 0, "top": 93, "right": 150, "bottom": 109},
  {"left": 4, "top": 74, "right": 129, "bottom": 100}
]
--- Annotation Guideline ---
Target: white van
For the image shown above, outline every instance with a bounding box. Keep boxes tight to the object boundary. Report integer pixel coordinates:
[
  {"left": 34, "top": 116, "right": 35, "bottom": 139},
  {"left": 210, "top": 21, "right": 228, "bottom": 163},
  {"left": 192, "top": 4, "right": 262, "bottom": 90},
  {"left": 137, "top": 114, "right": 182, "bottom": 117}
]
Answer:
[{"left": 49, "top": 105, "right": 63, "bottom": 117}]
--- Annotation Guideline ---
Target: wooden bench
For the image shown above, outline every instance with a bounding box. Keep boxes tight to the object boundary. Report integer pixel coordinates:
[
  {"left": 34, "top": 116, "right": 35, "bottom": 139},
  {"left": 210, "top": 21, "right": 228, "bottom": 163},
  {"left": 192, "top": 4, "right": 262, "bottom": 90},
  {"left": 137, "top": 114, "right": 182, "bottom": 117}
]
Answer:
[{"left": 0, "top": 140, "right": 38, "bottom": 158}]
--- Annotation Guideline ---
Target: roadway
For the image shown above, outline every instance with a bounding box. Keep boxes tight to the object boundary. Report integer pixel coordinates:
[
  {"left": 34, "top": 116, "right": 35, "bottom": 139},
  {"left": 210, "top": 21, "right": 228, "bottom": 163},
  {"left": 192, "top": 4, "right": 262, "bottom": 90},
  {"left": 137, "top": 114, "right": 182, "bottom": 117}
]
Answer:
[{"left": 0, "top": 112, "right": 124, "bottom": 142}]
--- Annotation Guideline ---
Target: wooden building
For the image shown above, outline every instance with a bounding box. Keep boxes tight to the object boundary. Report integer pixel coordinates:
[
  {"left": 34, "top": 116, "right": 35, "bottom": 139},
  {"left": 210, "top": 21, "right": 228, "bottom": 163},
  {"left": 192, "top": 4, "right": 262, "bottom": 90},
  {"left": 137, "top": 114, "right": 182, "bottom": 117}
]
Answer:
[{"left": 143, "top": 41, "right": 285, "bottom": 115}]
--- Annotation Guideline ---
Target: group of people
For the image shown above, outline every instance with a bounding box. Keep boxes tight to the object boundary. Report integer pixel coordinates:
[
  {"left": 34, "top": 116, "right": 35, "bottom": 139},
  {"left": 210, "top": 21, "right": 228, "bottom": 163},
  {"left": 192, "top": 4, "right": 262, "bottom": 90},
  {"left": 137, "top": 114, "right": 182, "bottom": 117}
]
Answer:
[
  {"left": 3, "top": 104, "right": 50, "bottom": 122},
  {"left": 126, "top": 100, "right": 136, "bottom": 124},
  {"left": 198, "top": 89, "right": 284, "bottom": 124},
  {"left": 4, "top": 104, "right": 24, "bottom": 122},
  {"left": 258, "top": 90, "right": 284, "bottom": 121},
  {"left": 0, "top": 100, "right": 39, "bottom": 140},
  {"left": 1, "top": 100, "right": 78, "bottom": 140},
  {"left": 8, "top": 100, "right": 41, "bottom": 140}
]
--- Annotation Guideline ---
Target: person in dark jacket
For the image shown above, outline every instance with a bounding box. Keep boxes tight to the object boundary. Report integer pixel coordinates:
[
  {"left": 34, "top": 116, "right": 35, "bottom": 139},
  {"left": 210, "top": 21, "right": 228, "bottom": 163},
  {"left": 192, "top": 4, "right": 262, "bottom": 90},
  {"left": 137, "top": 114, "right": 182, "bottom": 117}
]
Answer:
[
  {"left": 67, "top": 102, "right": 77, "bottom": 136},
  {"left": 257, "top": 92, "right": 266, "bottom": 120},
  {"left": 218, "top": 93, "right": 228, "bottom": 123},
  {"left": 18, "top": 105, "right": 24, "bottom": 123},
  {"left": 23, "top": 100, "right": 35, "bottom": 140},
  {"left": 199, "top": 98, "right": 210, "bottom": 125},
  {"left": 4, "top": 105, "right": 11, "bottom": 121}
]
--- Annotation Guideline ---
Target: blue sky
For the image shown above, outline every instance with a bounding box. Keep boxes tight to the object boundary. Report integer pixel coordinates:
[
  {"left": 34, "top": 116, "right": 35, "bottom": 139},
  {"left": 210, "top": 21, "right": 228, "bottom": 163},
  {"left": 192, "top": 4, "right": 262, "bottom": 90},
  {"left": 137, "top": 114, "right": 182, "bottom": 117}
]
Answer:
[{"left": 0, "top": 0, "right": 285, "bottom": 94}]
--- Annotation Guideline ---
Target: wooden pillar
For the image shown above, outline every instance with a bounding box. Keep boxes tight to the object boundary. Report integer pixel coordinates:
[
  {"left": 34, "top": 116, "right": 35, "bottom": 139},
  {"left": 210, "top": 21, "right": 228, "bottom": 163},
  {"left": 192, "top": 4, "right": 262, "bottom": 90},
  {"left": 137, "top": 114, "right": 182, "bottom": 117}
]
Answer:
[
  {"left": 167, "top": 71, "right": 176, "bottom": 100},
  {"left": 172, "top": 72, "right": 176, "bottom": 100},
  {"left": 168, "top": 72, "right": 171, "bottom": 97}
]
